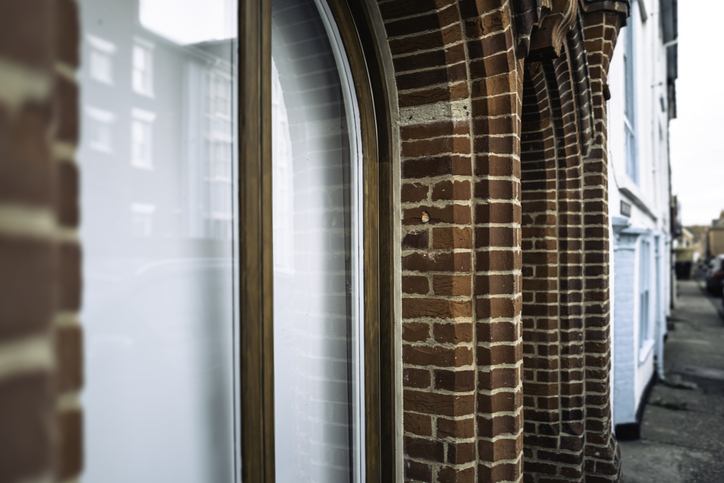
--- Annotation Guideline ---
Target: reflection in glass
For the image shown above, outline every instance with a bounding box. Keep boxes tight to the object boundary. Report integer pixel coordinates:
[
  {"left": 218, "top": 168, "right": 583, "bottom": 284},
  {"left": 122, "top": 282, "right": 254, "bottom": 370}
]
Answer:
[
  {"left": 78, "top": 0, "right": 238, "bottom": 481},
  {"left": 85, "top": 106, "right": 114, "bottom": 153},
  {"left": 131, "top": 108, "right": 154, "bottom": 169},
  {"left": 272, "top": 0, "right": 364, "bottom": 481},
  {"left": 87, "top": 34, "right": 115, "bottom": 84},
  {"left": 132, "top": 40, "right": 154, "bottom": 96},
  {"left": 139, "top": 0, "right": 236, "bottom": 45}
]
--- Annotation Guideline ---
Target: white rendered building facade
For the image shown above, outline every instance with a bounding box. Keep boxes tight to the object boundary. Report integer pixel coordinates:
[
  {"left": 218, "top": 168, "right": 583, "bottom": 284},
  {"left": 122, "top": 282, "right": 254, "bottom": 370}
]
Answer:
[{"left": 607, "top": 0, "right": 678, "bottom": 438}]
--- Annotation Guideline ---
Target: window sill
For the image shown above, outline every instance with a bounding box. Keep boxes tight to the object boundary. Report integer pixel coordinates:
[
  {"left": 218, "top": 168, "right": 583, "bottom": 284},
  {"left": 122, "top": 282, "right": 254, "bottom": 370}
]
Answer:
[
  {"left": 133, "top": 88, "right": 155, "bottom": 99},
  {"left": 638, "top": 338, "right": 654, "bottom": 366},
  {"left": 131, "top": 162, "right": 154, "bottom": 171},
  {"left": 618, "top": 174, "right": 658, "bottom": 223}
]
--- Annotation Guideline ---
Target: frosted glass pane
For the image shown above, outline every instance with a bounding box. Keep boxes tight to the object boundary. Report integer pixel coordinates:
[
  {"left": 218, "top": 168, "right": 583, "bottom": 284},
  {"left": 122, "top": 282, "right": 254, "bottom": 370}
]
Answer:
[
  {"left": 272, "top": 0, "right": 364, "bottom": 481},
  {"left": 77, "top": 0, "right": 238, "bottom": 481}
]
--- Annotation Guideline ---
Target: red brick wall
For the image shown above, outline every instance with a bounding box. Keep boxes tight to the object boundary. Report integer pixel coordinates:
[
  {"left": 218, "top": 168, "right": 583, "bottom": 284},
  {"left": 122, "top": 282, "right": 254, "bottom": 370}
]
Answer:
[
  {"left": 579, "top": 9, "right": 625, "bottom": 482},
  {"left": 374, "top": 0, "right": 628, "bottom": 481},
  {"left": 0, "top": 0, "right": 82, "bottom": 481}
]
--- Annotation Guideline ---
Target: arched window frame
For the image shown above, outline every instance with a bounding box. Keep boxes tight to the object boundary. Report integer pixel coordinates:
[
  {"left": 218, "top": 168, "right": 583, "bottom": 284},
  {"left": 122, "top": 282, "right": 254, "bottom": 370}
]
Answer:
[{"left": 238, "top": 0, "right": 394, "bottom": 481}]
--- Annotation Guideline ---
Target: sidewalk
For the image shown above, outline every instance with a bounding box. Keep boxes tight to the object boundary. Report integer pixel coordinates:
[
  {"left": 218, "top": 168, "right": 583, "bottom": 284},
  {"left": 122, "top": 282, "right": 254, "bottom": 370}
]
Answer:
[{"left": 620, "top": 276, "right": 724, "bottom": 482}]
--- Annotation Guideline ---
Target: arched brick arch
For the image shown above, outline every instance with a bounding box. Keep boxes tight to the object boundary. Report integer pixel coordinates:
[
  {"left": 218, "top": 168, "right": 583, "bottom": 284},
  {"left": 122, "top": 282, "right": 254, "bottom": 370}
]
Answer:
[
  {"left": 371, "top": 0, "right": 628, "bottom": 481},
  {"left": 519, "top": 15, "right": 599, "bottom": 478}
]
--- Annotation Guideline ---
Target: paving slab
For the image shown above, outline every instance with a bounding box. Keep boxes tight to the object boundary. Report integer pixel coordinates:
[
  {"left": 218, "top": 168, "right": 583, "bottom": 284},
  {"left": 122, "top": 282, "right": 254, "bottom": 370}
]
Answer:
[
  {"left": 621, "top": 279, "right": 724, "bottom": 482},
  {"left": 639, "top": 405, "right": 724, "bottom": 455},
  {"left": 648, "top": 384, "right": 724, "bottom": 417},
  {"left": 620, "top": 439, "right": 717, "bottom": 483}
]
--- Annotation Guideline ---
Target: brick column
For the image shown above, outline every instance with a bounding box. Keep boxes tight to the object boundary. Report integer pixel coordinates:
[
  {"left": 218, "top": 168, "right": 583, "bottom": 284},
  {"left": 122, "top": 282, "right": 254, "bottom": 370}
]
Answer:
[
  {"left": 377, "top": 1, "right": 477, "bottom": 481},
  {"left": 580, "top": 6, "right": 627, "bottom": 482},
  {"left": 520, "top": 60, "right": 565, "bottom": 478},
  {"left": 0, "top": 0, "right": 83, "bottom": 481},
  {"left": 380, "top": 0, "right": 528, "bottom": 480},
  {"left": 463, "top": 1, "right": 525, "bottom": 481}
]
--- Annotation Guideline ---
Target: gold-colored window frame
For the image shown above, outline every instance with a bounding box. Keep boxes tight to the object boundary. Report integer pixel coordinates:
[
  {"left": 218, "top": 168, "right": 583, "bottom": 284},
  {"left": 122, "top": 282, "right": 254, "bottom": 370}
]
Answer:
[{"left": 238, "top": 0, "right": 395, "bottom": 481}]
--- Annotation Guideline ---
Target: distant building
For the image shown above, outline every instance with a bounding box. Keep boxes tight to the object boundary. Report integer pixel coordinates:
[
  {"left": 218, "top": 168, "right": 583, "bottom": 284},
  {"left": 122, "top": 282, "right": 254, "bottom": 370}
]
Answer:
[
  {"left": 608, "top": 0, "right": 678, "bottom": 439},
  {"left": 707, "top": 214, "right": 724, "bottom": 258},
  {"left": 673, "top": 227, "right": 701, "bottom": 280}
]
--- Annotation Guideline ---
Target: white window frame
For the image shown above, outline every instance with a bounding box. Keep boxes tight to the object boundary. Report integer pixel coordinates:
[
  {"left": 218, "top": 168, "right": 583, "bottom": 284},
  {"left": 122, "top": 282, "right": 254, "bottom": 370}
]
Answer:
[
  {"left": 130, "top": 203, "right": 156, "bottom": 237},
  {"left": 132, "top": 38, "right": 155, "bottom": 97},
  {"left": 208, "top": 70, "right": 233, "bottom": 120},
  {"left": 131, "top": 108, "right": 156, "bottom": 170},
  {"left": 85, "top": 106, "right": 115, "bottom": 153},
  {"left": 623, "top": 3, "right": 638, "bottom": 184},
  {"left": 87, "top": 34, "right": 116, "bottom": 85},
  {"left": 638, "top": 237, "right": 654, "bottom": 364}
]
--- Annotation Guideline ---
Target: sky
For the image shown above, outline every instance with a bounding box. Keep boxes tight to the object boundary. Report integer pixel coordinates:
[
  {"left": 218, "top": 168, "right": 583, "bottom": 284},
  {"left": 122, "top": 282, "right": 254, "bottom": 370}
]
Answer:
[
  {"left": 139, "top": 0, "right": 236, "bottom": 45},
  {"left": 669, "top": 1, "right": 724, "bottom": 226}
]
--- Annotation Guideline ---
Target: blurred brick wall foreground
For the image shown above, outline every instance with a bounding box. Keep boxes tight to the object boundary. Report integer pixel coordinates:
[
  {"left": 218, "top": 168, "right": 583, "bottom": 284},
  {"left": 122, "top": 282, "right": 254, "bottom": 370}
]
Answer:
[{"left": 0, "top": 0, "right": 83, "bottom": 481}]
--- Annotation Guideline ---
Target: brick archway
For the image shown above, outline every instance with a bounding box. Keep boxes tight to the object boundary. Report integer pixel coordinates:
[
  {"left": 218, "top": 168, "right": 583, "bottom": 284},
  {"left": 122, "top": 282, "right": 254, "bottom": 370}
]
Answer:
[{"left": 380, "top": 0, "right": 629, "bottom": 481}]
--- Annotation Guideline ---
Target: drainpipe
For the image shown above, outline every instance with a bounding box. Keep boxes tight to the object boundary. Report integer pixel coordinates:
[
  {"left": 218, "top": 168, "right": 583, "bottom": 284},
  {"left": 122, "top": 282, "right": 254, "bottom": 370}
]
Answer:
[{"left": 655, "top": 237, "right": 666, "bottom": 381}]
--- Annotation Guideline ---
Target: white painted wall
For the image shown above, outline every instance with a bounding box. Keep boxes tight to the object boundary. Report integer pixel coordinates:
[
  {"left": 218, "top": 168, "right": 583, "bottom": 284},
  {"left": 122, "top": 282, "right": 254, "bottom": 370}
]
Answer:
[{"left": 608, "top": 0, "right": 674, "bottom": 427}]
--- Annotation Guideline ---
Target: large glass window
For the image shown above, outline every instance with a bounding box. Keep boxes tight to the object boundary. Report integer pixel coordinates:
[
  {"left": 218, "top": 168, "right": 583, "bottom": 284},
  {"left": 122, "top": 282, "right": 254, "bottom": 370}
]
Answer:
[
  {"left": 623, "top": 13, "right": 638, "bottom": 183},
  {"left": 638, "top": 238, "right": 651, "bottom": 355},
  {"left": 271, "top": 0, "right": 365, "bottom": 480},
  {"left": 78, "top": 1, "right": 238, "bottom": 481},
  {"left": 78, "top": 0, "right": 378, "bottom": 480}
]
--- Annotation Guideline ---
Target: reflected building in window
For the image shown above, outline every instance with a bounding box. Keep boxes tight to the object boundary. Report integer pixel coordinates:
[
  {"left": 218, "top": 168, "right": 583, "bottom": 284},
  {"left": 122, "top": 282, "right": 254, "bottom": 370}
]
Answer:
[
  {"left": 85, "top": 106, "right": 115, "bottom": 153},
  {"left": 88, "top": 34, "right": 116, "bottom": 84},
  {"left": 131, "top": 203, "right": 155, "bottom": 237},
  {"left": 77, "top": 1, "right": 238, "bottom": 482},
  {"left": 131, "top": 108, "right": 155, "bottom": 169},
  {"left": 78, "top": 0, "right": 236, "bottom": 248},
  {"left": 132, "top": 38, "right": 155, "bottom": 97}
]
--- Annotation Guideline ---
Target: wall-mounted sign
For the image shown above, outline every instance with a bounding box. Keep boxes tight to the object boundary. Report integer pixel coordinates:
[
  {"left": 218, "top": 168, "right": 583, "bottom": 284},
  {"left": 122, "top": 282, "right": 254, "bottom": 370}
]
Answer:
[{"left": 621, "top": 200, "right": 632, "bottom": 217}]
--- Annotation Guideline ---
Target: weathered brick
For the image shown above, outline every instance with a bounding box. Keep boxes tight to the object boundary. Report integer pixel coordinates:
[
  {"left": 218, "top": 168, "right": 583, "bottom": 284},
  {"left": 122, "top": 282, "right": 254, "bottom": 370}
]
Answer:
[
  {"left": 405, "top": 459, "right": 433, "bottom": 482},
  {"left": 402, "top": 183, "right": 430, "bottom": 203},
  {"left": 0, "top": 102, "right": 53, "bottom": 207},
  {"left": 403, "top": 298, "right": 473, "bottom": 319},
  {"left": 404, "top": 390, "right": 475, "bottom": 417},
  {"left": 0, "top": 0, "right": 53, "bottom": 68},
  {"left": 0, "top": 373, "right": 53, "bottom": 482},
  {"left": 405, "top": 412, "right": 433, "bottom": 436},
  {"left": 403, "top": 344, "right": 473, "bottom": 367},
  {"left": 0, "top": 236, "right": 54, "bottom": 339},
  {"left": 56, "top": 324, "right": 83, "bottom": 392},
  {"left": 57, "top": 409, "right": 83, "bottom": 479},
  {"left": 404, "top": 322, "right": 431, "bottom": 342},
  {"left": 434, "top": 369, "right": 475, "bottom": 392},
  {"left": 432, "top": 180, "right": 472, "bottom": 201},
  {"left": 432, "top": 227, "right": 473, "bottom": 249},
  {"left": 437, "top": 417, "right": 475, "bottom": 439},
  {"left": 433, "top": 274, "right": 471, "bottom": 296},
  {"left": 405, "top": 368, "right": 432, "bottom": 389}
]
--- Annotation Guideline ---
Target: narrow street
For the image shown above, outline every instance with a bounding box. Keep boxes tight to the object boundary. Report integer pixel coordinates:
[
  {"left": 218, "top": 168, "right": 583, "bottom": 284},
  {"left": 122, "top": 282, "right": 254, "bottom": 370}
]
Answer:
[{"left": 621, "top": 273, "right": 724, "bottom": 482}]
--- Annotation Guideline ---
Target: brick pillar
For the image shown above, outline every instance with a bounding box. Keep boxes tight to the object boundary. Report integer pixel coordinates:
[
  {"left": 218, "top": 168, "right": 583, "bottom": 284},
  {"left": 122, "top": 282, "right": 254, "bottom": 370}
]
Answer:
[
  {"left": 520, "top": 60, "right": 565, "bottom": 478},
  {"left": 580, "top": 7, "right": 627, "bottom": 482},
  {"left": 377, "top": 1, "right": 476, "bottom": 482},
  {"left": 463, "top": 1, "right": 525, "bottom": 481},
  {"left": 0, "top": 0, "right": 83, "bottom": 481}
]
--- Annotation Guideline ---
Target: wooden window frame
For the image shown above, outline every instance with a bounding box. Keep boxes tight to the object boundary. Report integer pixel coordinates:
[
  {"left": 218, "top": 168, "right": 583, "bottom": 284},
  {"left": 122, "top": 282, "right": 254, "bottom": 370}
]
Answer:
[{"left": 238, "top": 0, "right": 395, "bottom": 481}]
